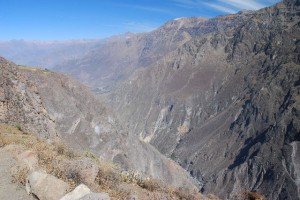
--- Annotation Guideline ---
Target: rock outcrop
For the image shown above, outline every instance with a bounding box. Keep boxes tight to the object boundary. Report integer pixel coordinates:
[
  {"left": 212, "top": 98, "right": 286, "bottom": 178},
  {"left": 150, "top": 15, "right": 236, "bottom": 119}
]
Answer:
[
  {"left": 0, "top": 58, "right": 57, "bottom": 139},
  {"left": 26, "top": 171, "right": 70, "bottom": 200}
]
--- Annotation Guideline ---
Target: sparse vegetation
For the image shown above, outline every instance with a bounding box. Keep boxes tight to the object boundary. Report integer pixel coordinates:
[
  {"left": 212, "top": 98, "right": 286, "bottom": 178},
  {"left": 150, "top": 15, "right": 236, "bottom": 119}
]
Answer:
[
  {"left": 0, "top": 123, "right": 210, "bottom": 199},
  {"left": 15, "top": 123, "right": 22, "bottom": 131},
  {"left": 237, "top": 191, "right": 267, "bottom": 200},
  {"left": 11, "top": 164, "right": 29, "bottom": 185},
  {"left": 17, "top": 65, "right": 54, "bottom": 74},
  {"left": 41, "top": 68, "right": 54, "bottom": 74},
  {"left": 82, "top": 150, "right": 98, "bottom": 160}
]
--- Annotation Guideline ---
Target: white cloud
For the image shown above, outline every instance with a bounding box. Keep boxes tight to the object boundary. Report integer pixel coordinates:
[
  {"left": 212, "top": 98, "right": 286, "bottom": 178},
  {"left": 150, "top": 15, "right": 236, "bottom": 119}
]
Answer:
[
  {"left": 171, "top": 0, "right": 268, "bottom": 13},
  {"left": 204, "top": 3, "right": 238, "bottom": 13},
  {"left": 171, "top": 0, "right": 237, "bottom": 14},
  {"left": 219, "top": 0, "right": 266, "bottom": 10}
]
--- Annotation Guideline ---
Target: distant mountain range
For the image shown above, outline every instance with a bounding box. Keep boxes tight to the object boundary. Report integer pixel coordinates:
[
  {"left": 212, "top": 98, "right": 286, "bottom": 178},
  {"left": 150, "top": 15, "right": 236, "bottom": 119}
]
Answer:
[{"left": 0, "top": 32, "right": 135, "bottom": 70}]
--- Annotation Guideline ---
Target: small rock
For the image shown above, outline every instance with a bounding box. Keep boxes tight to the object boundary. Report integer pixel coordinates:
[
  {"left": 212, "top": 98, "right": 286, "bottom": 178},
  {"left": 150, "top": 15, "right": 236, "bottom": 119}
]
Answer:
[
  {"left": 60, "top": 184, "right": 91, "bottom": 200},
  {"left": 80, "top": 192, "right": 110, "bottom": 200},
  {"left": 26, "top": 171, "right": 69, "bottom": 200}
]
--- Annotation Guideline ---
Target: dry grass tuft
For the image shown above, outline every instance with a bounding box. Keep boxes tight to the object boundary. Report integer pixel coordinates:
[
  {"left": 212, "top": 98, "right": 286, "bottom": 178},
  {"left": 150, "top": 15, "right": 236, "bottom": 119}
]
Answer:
[
  {"left": 82, "top": 151, "right": 98, "bottom": 160},
  {"left": 232, "top": 191, "right": 266, "bottom": 200},
  {"left": 138, "top": 178, "right": 163, "bottom": 192},
  {"left": 11, "top": 164, "right": 30, "bottom": 185},
  {"left": 239, "top": 191, "right": 267, "bottom": 200},
  {"left": 206, "top": 194, "right": 220, "bottom": 200},
  {"left": 95, "top": 167, "right": 121, "bottom": 189},
  {"left": 169, "top": 187, "right": 204, "bottom": 200}
]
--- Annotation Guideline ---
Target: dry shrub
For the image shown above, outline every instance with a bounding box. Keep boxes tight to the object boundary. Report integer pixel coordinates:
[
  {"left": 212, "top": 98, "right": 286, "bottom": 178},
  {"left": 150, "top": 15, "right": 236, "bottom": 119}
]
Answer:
[
  {"left": 82, "top": 151, "right": 98, "bottom": 160},
  {"left": 239, "top": 191, "right": 266, "bottom": 200},
  {"left": 108, "top": 188, "right": 130, "bottom": 200},
  {"left": 138, "top": 178, "right": 163, "bottom": 192},
  {"left": 206, "top": 194, "right": 220, "bottom": 200},
  {"left": 121, "top": 171, "right": 143, "bottom": 184},
  {"left": 120, "top": 171, "right": 164, "bottom": 192},
  {"left": 11, "top": 164, "right": 29, "bottom": 185},
  {"left": 34, "top": 142, "right": 56, "bottom": 167},
  {"left": 15, "top": 124, "right": 22, "bottom": 131},
  {"left": 95, "top": 167, "right": 121, "bottom": 188},
  {"left": 53, "top": 139, "right": 76, "bottom": 158},
  {"left": 172, "top": 187, "right": 204, "bottom": 200},
  {"left": 233, "top": 191, "right": 266, "bottom": 200},
  {"left": 64, "top": 170, "right": 83, "bottom": 191},
  {"left": 0, "top": 134, "right": 4, "bottom": 147}
]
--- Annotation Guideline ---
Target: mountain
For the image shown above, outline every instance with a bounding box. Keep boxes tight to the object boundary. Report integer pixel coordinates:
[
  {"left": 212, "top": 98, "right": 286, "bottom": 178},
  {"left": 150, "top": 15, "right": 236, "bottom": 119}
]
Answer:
[
  {"left": 53, "top": 17, "right": 210, "bottom": 92},
  {"left": 0, "top": 57, "right": 198, "bottom": 191},
  {"left": 50, "top": 0, "right": 300, "bottom": 199},
  {"left": 0, "top": 34, "right": 135, "bottom": 70}
]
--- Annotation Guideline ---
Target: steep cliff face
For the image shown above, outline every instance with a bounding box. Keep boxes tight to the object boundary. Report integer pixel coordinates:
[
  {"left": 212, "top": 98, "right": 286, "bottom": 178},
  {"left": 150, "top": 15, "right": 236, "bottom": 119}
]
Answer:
[
  {"left": 103, "top": 1, "right": 300, "bottom": 199},
  {"left": 53, "top": 16, "right": 252, "bottom": 93},
  {"left": 0, "top": 58, "right": 57, "bottom": 139},
  {"left": 0, "top": 58, "right": 198, "bottom": 190}
]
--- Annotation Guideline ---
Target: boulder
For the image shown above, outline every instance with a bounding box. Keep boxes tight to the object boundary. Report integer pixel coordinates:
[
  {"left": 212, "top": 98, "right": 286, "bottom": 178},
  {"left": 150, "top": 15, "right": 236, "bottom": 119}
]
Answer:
[
  {"left": 60, "top": 184, "right": 91, "bottom": 200},
  {"left": 26, "top": 171, "right": 69, "bottom": 200}
]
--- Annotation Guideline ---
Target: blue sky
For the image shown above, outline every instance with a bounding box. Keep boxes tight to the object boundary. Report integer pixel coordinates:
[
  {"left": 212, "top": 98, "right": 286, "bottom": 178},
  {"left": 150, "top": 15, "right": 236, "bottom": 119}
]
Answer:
[{"left": 0, "top": 0, "right": 280, "bottom": 40}]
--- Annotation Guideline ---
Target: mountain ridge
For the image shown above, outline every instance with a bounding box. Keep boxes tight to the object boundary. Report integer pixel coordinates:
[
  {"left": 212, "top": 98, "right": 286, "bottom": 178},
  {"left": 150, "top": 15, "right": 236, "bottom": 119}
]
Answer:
[{"left": 50, "top": 1, "right": 300, "bottom": 199}]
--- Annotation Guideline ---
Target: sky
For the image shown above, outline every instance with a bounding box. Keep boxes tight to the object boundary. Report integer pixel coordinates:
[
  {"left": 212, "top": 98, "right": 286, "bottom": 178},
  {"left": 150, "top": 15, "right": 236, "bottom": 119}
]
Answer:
[{"left": 0, "top": 0, "right": 281, "bottom": 40}]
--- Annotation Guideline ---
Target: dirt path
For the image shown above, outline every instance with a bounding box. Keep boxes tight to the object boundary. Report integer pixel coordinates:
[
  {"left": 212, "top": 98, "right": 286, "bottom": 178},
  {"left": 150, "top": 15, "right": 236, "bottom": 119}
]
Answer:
[{"left": 0, "top": 147, "right": 34, "bottom": 200}]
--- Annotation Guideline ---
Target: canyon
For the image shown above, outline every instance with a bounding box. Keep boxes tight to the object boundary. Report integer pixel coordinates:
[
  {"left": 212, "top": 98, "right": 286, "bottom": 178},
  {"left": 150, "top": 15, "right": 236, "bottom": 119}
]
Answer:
[{"left": 0, "top": 0, "right": 299, "bottom": 199}]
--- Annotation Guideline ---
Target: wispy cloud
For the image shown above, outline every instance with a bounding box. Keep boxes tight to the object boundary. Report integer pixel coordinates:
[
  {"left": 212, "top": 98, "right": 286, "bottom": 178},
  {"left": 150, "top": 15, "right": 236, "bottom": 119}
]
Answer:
[
  {"left": 204, "top": 3, "right": 237, "bottom": 13},
  {"left": 170, "top": 0, "right": 268, "bottom": 14},
  {"left": 219, "top": 0, "right": 266, "bottom": 10}
]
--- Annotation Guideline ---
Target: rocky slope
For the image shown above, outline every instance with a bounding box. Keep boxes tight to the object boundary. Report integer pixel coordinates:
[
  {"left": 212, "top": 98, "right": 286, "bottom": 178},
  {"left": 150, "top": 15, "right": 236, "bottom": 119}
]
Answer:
[
  {"left": 105, "top": 1, "right": 300, "bottom": 199},
  {"left": 0, "top": 124, "right": 206, "bottom": 200},
  {"left": 53, "top": 17, "right": 211, "bottom": 92},
  {"left": 0, "top": 58, "right": 198, "bottom": 190},
  {"left": 50, "top": 0, "right": 300, "bottom": 199}
]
